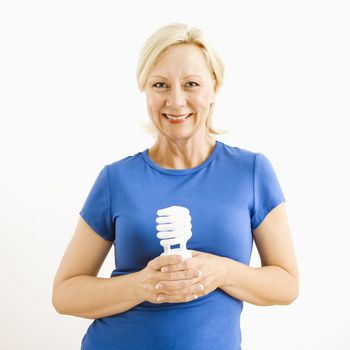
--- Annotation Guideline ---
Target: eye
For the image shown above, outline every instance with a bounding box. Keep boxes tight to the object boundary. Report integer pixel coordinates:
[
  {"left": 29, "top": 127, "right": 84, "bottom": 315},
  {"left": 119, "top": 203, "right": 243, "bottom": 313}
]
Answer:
[
  {"left": 152, "top": 82, "right": 167, "bottom": 88},
  {"left": 185, "top": 81, "right": 199, "bottom": 88},
  {"left": 152, "top": 81, "right": 199, "bottom": 89}
]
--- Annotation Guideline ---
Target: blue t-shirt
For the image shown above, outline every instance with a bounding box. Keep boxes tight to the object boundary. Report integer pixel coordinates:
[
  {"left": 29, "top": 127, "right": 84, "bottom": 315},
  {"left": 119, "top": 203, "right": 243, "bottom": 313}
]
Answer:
[{"left": 79, "top": 140, "right": 285, "bottom": 350}]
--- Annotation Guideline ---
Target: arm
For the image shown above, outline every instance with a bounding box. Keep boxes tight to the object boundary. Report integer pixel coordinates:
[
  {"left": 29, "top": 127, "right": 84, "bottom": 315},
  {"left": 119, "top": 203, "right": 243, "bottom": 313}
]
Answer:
[
  {"left": 52, "top": 217, "right": 145, "bottom": 319},
  {"left": 219, "top": 202, "right": 299, "bottom": 306}
]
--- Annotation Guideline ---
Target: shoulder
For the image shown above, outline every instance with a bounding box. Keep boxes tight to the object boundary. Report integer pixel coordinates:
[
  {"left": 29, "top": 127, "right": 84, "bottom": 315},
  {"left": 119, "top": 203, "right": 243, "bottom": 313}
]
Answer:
[
  {"left": 218, "top": 141, "right": 259, "bottom": 169},
  {"left": 107, "top": 150, "right": 145, "bottom": 173},
  {"left": 218, "top": 141, "right": 277, "bottom": 170},
  {"left": 219, "top": 140, "right": 256, "bottom": 157}
]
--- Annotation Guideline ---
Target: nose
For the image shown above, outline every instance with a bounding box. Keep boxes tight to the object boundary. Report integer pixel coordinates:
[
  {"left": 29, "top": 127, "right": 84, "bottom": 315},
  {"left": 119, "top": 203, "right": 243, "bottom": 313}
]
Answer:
[{"left": 165, "top": 85, "right": 187, "bottom": 108}]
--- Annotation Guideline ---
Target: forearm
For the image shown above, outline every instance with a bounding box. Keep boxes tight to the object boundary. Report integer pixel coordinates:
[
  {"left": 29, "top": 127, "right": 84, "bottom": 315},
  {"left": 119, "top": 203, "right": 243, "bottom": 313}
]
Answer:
[
  {"left": 219, "top": 257, "right": 298, "bottom": 306},
  {"left": 52, "top": 272, "right": 145, "bottom": 319}
]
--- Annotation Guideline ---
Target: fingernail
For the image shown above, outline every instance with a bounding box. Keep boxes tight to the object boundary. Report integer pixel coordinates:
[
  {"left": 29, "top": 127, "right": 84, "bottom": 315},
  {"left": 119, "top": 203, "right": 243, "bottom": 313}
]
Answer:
[
  {"left": 196, "top": 284, "right": 203, "bottom": 291},
  {"left": 161, "top": 267, "right": 167, "bottom": 272},
  {"left": 158, "top": 295, "right": 165, "bottom": 301},
  {"left": 196, "top": 270, "right": 202, "bottom": 277},
  {"left": 156, "top": 283, "right": 163, "bottom": 290}
]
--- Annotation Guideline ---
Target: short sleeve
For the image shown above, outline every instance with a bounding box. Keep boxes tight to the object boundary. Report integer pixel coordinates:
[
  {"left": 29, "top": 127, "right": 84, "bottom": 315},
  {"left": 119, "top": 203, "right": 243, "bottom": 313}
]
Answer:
[
  {"left": 251, "top": 152, "right": 286, "bottom": 230},
  {"left": 79, "top": 165, "right": 115, "bottom": 241}
]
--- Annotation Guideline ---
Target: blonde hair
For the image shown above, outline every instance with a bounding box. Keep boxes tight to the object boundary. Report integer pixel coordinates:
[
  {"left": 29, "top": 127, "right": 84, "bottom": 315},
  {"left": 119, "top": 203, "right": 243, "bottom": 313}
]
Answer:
[{"left": 136, "top": 22, "right": 229, "bottom": 136}]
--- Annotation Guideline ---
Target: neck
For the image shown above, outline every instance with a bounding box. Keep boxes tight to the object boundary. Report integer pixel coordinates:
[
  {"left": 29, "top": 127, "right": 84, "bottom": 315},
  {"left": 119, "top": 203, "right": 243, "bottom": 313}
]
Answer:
[{"left": 148, "top": 134, "right": 216, "bottom": 170}]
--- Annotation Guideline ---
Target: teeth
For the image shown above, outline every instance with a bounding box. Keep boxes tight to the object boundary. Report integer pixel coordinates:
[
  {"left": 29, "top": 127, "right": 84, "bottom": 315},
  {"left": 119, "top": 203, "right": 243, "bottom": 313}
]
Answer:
[{"left": 164, "top": 114, "right": 191, "bottom": 120}]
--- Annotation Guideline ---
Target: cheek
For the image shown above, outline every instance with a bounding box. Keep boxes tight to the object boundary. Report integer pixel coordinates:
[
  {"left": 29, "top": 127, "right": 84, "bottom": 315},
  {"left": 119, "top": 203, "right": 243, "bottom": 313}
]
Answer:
[
  {"left": 147, "top": 94, "right": 163, "bottom": 112},
  {"left": 195, "top": 91, "right": 212, "bottom": 110}
]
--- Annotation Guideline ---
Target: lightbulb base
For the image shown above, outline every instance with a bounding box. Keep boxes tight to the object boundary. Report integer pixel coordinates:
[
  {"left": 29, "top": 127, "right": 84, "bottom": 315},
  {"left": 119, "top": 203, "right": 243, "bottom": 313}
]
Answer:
[{"left": 161, "top": 248, "right": 192, "bottom": 260}]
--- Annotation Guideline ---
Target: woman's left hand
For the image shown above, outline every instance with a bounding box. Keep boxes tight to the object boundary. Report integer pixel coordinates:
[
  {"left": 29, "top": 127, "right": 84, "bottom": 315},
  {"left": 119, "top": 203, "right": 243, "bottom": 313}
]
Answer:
[{"left": 156, "top": 249, "right": 226, "bottom": 303}]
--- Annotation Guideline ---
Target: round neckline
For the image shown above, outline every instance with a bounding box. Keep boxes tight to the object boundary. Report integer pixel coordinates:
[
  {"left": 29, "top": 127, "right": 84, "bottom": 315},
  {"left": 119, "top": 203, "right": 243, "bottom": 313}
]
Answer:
[{"left": 141, "top": 140, "right": 222, "bottom": 175}]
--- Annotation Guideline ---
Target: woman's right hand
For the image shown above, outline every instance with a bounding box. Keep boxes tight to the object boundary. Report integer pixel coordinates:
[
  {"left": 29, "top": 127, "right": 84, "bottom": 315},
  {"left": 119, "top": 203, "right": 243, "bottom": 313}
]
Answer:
[{"left": 137, "top": 254, "right": 202, "bottom": 304}]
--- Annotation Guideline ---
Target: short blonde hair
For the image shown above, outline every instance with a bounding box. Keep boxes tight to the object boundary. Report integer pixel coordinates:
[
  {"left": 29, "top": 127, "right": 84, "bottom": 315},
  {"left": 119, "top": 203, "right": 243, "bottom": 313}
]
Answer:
[{"left": 136, "top": 22, "right": 228, "bottom": 136}]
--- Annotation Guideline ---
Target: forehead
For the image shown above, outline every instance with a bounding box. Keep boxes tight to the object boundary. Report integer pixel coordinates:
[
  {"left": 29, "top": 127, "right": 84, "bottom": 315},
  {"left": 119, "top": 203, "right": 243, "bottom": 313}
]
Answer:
[{"left": 149, "top": 44, "right": 212, "bottom": 79}]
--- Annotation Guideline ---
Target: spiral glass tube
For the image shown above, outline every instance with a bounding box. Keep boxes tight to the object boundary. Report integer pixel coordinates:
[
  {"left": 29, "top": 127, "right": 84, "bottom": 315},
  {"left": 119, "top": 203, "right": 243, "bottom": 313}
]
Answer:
[{"left": 156, "top": 206, "right": 192, "bottom": 260}]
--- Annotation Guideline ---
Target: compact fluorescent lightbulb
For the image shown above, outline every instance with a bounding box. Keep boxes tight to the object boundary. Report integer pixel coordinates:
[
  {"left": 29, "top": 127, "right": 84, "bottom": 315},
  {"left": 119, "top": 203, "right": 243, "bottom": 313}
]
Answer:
[{"left": 156, "top": 206, "right": 192, "bottom": 260}]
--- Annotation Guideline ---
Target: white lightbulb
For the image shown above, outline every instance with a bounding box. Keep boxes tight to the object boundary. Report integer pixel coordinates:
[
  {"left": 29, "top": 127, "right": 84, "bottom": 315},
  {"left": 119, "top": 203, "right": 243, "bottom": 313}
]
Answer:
[{"left": 156, "top": 206, "right": 192, "bottom": 260}]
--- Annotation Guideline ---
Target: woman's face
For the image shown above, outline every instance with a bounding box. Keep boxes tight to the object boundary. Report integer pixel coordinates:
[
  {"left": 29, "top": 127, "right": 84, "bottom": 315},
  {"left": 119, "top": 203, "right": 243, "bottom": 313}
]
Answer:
[{"left": 144, "top": 44, "right": 217, "bottom": 141}]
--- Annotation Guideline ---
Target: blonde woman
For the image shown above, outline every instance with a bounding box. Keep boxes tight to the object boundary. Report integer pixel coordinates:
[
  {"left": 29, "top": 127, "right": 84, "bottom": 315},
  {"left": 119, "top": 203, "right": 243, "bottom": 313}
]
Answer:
[{"left": 52, "top": 22, "right": 299, "bottom": 349}]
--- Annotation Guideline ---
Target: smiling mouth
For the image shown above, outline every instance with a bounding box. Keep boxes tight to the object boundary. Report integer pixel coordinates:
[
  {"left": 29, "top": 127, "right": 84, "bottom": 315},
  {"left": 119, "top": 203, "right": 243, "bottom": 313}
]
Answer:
[{"left": 162, "top": 113, "right": 193, "bottom": 121}]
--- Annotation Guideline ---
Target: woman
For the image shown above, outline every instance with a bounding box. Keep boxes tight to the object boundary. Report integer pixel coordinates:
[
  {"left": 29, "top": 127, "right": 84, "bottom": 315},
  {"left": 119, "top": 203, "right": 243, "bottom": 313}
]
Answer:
[{"left": 52, "top": 22, "right": 299, "bottom": 349}]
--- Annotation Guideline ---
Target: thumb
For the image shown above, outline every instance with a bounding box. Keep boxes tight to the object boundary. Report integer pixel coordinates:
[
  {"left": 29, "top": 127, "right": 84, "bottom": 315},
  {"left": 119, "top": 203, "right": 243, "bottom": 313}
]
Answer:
[{"left": 190, "top": 249, "right": 200, "bottom": 255}]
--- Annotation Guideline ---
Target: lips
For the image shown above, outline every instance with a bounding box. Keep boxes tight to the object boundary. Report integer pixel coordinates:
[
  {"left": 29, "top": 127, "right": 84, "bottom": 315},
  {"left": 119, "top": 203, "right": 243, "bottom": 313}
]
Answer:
[{"left": 162, "top": 113, "right": 193, "bottom": 120}]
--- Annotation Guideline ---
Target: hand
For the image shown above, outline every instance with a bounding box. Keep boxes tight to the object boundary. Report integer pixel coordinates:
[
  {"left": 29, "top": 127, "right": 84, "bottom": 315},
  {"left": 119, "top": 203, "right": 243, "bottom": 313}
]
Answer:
[
  {"left": 150, "top": 249, "right": 225, "bottom": 303},
  {"left": 138, "top": 254, "right": 201, "bottom": 304}
]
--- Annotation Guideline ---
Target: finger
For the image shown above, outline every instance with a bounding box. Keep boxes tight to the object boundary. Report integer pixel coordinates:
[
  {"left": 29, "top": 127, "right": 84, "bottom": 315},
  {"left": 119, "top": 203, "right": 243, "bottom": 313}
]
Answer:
[
  {"left": 158, "top": 279, "right": 203, "bottom": 293},
  {"left": 157, "top": 293, "right": 198, "bottom": 303},
  {"left": 160, "top": 258, "right": 195, "bottom": 273},
  {"left": 160, "top": 257, "right": 194, "bottom": 271},
  {"left": 190, "top": 249, "right": 200, "bottom": 256},
  {"left": 161, "top": 269, "right": 200, "bottom": 281},
  {"left": 162, "top": 266, "right": 200, "bottom": 279},
  {"left": 149, "top": 254, "right": 183, "bottom": 271}
]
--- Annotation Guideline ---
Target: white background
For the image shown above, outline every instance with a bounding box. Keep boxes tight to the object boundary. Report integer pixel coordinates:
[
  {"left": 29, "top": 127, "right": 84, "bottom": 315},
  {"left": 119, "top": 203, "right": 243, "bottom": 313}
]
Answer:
[{"left": 1, "top": 1, "right": 349, "bottom": 349}]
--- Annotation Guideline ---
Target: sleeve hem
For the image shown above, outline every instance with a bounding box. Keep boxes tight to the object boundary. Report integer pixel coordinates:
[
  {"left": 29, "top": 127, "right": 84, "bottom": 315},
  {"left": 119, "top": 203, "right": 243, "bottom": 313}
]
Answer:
[
  {"left": 251, "top": 198, "right": 285, "bottom": 230},
  {"left": 79, "top": 212, "right": 115, "bottom": 242}
]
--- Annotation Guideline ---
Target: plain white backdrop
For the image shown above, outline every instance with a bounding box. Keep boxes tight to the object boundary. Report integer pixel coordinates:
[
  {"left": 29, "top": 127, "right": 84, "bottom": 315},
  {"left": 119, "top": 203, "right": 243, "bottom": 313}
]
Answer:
[{"left": 1, "top": 0, "right": 349, "bottom": 349}]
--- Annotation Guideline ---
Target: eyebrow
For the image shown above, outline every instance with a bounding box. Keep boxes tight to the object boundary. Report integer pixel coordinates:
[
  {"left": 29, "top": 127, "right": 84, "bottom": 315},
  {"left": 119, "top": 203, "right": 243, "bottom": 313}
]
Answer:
[{"left": 149, "top": 74, "right": 203, "bottom": 80}]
